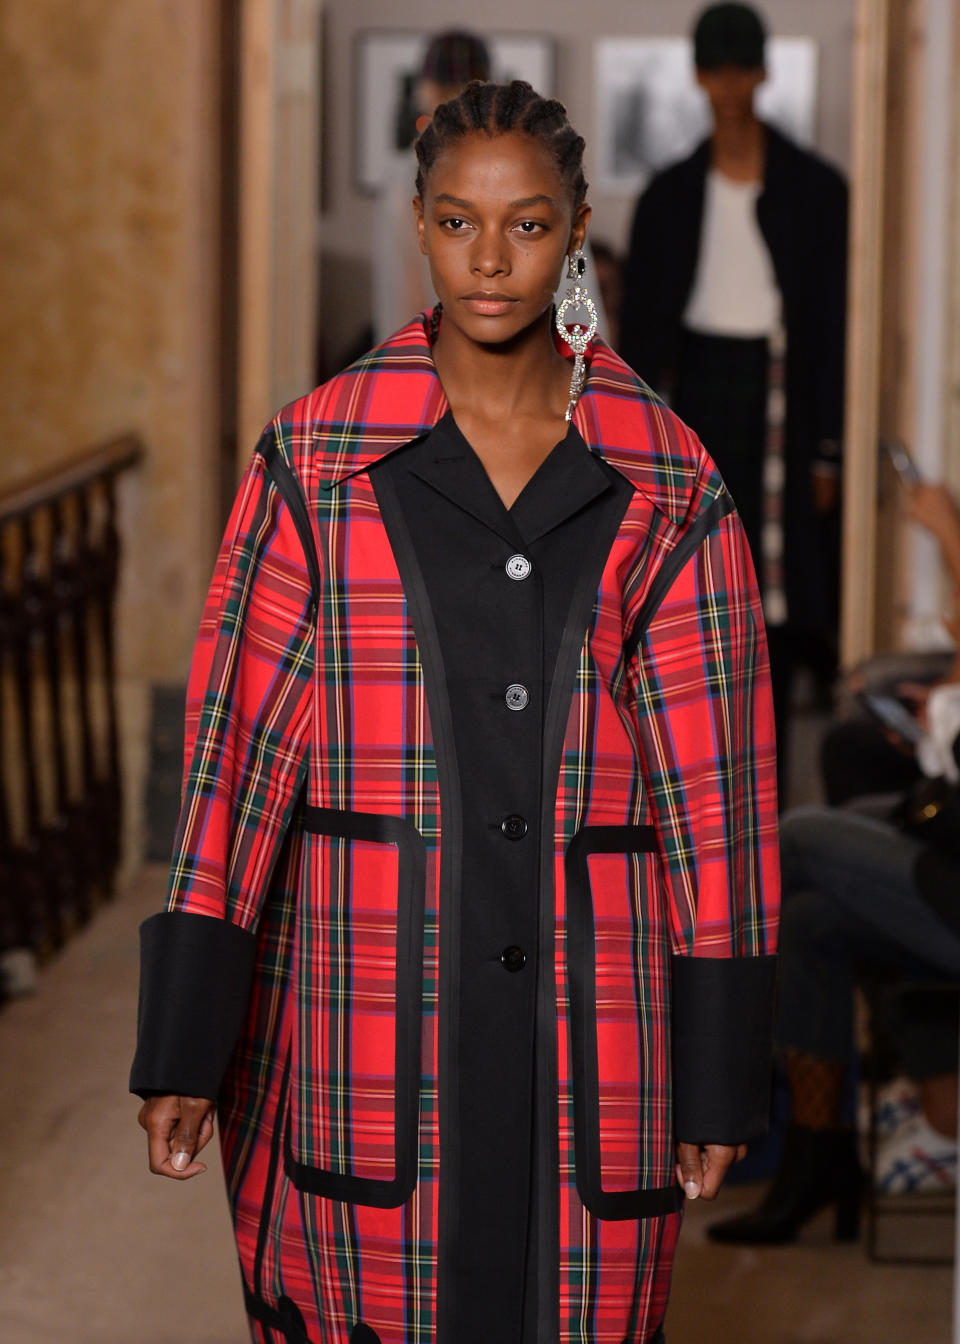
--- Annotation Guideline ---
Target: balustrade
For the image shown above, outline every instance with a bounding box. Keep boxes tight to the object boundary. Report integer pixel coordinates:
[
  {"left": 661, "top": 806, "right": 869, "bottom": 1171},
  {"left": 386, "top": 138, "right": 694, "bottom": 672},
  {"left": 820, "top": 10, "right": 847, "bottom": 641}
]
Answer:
[{"left": 0, "top": 436, "right": 142, "bottom": 992}]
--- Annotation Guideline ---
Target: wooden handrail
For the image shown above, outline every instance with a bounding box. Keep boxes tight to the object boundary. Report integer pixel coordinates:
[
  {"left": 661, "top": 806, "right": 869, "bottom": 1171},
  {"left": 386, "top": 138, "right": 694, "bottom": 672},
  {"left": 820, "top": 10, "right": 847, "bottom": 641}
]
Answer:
[
  {"left": 0, "top": 433, "right": 145, "bottom": 987},
  {"left": 0, "top": 434, "right": 144, "bottom": 525}
]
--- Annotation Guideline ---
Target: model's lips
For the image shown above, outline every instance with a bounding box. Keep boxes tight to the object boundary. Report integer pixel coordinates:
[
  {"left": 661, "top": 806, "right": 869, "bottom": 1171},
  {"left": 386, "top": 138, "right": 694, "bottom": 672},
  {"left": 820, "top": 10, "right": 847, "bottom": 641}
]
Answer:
[{"left": 460, "top": 291, "right": 519, "bottom": 315}]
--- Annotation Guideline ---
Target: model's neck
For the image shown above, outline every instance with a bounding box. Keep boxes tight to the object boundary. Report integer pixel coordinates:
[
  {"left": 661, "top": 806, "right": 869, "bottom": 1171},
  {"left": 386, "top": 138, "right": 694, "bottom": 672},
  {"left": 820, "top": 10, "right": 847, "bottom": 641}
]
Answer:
[
  {"left": 432, "top": 311, "right": 569, "bottom": 422},
  {"left": 711, "top": 116, "right": 766, "bottom": 183}
]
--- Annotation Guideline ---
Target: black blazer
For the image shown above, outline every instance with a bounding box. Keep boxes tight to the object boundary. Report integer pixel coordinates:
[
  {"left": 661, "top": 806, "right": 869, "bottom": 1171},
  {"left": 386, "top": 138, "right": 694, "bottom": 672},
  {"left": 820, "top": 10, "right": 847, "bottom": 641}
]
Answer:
[{"left": 619, "top": 126, "right": 848, "bottom": 638}]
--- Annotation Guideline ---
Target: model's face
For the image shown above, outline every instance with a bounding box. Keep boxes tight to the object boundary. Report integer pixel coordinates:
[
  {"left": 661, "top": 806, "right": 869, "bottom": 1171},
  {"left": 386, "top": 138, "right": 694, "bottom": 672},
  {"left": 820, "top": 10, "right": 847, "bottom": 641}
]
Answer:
[
  {"left": 415, "top": 130, "right": 589, "bottom": 347},
  {"left": 696, "top": 64, "right": 765, "bottom": 125}
]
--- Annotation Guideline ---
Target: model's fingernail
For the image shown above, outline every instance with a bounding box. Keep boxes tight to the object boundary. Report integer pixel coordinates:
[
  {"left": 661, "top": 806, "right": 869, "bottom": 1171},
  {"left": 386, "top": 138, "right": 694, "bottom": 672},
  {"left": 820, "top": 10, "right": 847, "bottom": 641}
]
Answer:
[
  {"left": 684, "top": 1180, "right": 700, "bottom": 1199},
  {"left": 171, "top": 1150, "right": 190, "bottom": 1172}
]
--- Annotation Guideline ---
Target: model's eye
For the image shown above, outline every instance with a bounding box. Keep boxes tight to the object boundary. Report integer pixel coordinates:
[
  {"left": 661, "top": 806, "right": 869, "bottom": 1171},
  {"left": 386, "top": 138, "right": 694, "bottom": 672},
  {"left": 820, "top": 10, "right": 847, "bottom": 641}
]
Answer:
[
  {"left": 441, "top": 217, "right": 468, "bottom": 231},
  {"left": 515, "top": 220, "right": 546, "bottom": 234}
]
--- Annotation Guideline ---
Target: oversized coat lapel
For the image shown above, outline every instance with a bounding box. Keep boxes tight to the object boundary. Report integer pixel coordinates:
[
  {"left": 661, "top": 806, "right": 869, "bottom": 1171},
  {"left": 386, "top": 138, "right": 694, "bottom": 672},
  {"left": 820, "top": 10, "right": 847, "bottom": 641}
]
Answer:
[{"left": 306, "top": 312, "right": 721, "bottom": 532}]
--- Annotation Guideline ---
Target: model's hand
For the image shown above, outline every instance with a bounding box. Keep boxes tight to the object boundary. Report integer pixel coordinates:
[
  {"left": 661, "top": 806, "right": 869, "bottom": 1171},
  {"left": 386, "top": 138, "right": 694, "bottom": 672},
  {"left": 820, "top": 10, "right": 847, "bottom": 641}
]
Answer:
[
  {"left": 139, "top": 1094, "right": 216, "bottom": 1179},
  {"left": 675, "top": 1141, "right": 746, "bottom": 1201}
]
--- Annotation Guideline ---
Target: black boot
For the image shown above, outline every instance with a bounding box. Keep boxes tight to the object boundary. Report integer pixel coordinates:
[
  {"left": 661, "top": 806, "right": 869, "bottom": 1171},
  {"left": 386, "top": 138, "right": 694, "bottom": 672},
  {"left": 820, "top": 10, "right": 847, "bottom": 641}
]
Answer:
[{"left": 706, "top": 1125, "right": 862, "bottom": 1245}]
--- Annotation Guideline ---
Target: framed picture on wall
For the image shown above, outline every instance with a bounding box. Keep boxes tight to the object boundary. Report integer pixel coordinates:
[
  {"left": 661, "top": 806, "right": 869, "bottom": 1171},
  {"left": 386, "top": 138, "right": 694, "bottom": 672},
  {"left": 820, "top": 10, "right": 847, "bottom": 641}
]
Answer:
[
  {"left": 594, "top": 37, "right": 818, "bottom": 195},
  {"left": 354, "top": 31, "right": 556, "bottom": 194}
]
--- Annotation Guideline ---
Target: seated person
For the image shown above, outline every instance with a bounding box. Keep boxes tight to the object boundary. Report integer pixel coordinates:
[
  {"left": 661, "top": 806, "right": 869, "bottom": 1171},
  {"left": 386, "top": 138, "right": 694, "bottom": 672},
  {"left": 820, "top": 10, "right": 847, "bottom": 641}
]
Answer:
[
  {"left": 708, "top": 482, "right": 960, "bottom": 1242},
  {"left": 821, "top": 482, "right": 960, "bottom": 809}
]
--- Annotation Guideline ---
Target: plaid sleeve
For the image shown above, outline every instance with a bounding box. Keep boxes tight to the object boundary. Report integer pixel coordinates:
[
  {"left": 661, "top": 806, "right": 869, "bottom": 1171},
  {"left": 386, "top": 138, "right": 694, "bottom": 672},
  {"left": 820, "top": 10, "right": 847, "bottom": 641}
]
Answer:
[
  {"left": 166, "top": 446, "right": 315, "bottom": 926},
  {"left": 628, "top": 503, "right": 780, "bottom": 1142},
  {"left": 130, "top": 448, "right": 315, "bottom": 1099}
]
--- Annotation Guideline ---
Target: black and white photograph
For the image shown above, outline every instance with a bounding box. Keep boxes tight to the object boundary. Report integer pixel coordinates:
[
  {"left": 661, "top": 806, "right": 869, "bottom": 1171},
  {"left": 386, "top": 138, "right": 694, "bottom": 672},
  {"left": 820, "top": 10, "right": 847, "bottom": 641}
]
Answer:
[
  {"left": 595, "top": 36, "right": 818, "bottom": 193},
  {"left": 354, "top": 31, "right": 556, "bottom": 193}
]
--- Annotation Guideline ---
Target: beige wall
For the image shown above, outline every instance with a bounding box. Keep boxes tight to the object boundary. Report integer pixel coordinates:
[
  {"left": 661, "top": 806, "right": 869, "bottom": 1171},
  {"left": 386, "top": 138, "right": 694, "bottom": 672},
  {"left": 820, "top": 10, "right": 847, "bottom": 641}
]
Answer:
[
  {"left": 320, "top": 0, "right": 856, "bottom": 368},
  {"left": 947, "top": 0, "right": 960, "bottom": 501},
  {"left": 0, "top": 0, "right": 221, "bottom": 679},
  {"left": 0, "top": 1, "right": 222, "bottom": 863}
]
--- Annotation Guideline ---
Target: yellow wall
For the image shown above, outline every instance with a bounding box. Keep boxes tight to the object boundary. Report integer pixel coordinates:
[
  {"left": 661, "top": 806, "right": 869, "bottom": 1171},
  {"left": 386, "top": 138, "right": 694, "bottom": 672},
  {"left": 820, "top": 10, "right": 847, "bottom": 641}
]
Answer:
[
  {"left": 0, "top": 0, "right": 221, "bottom": 680},
  {"left": 0, "top": 0, "right": 223, "bottom": 864}
]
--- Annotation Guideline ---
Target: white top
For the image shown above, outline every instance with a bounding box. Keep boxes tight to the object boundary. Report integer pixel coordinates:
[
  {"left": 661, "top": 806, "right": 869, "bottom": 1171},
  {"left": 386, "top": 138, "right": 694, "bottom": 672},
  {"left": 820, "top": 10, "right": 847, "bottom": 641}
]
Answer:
[
  {"left": 683, "top": 171, "right": 781, "bottom": 338},
  {"left": 917, "top": 684, "right": 960, "bottom": 783}
]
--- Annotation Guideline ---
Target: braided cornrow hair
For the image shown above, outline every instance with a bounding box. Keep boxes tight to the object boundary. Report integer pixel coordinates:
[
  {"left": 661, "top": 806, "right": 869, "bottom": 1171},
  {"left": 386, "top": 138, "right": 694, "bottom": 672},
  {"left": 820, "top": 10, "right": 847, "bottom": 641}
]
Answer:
[{"left": 415, "top": 80, "right": 588, "bottom": 210}]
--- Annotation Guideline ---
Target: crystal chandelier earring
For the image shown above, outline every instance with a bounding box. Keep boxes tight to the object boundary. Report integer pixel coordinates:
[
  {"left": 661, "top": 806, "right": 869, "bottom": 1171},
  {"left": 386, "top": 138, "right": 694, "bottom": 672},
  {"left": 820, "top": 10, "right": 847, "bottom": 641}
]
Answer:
[{"left": 555, "top": 248, "right": 598, "bottom": 421}]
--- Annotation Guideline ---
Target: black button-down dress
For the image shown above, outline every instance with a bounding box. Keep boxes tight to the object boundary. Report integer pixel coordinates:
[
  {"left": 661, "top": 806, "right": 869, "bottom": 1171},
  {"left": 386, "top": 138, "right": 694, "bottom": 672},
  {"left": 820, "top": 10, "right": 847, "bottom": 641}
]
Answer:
[{"left": 371, "top": 410, "right": 632, "bottom": 1344}]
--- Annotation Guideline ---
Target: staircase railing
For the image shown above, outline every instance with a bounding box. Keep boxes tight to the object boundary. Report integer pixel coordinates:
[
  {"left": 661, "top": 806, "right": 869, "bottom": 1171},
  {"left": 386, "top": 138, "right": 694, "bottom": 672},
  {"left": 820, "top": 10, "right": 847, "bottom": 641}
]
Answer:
[{"left": 0, "top": 435, "right": 143, "bottom": 987}]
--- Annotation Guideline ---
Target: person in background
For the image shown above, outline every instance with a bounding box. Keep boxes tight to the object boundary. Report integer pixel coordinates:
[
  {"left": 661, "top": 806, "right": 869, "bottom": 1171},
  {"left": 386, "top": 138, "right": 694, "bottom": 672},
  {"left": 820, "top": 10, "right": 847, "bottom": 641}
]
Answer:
[
  {"left": 619, "top": 3, "right": 848, "bottom": 789},
  {"left": 707, "top": 480, "right": 960, "bottom": 1244},
  {"left": 821, "top": 482, "right": 960, "bottom": 808},
  {"left": 588, "top": 239, "right": 624, "bottom": 350},
  {"left": 372, "top": 30, "right": 491, "bottom": 344}
]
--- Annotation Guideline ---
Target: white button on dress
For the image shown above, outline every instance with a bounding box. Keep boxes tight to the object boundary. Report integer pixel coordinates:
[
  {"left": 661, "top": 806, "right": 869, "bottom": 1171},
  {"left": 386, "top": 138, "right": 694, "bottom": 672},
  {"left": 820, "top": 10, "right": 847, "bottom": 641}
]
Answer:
[
  {"left": 505, "top": 684, "right": 530, "bottom": 711},
  {"left": 505, "top": 554, "right": 532, "bottom": 581}
]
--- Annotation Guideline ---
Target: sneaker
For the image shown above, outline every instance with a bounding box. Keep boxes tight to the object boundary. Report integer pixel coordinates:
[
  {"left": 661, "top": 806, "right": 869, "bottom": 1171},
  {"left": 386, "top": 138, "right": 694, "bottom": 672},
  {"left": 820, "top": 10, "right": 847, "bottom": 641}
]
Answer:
[
  {"left": 875, "top": 1113, "right": 958, "bottom": 1194},
  {"left": 874, "top": 1077, "right": 921, "bottom": 1140}
]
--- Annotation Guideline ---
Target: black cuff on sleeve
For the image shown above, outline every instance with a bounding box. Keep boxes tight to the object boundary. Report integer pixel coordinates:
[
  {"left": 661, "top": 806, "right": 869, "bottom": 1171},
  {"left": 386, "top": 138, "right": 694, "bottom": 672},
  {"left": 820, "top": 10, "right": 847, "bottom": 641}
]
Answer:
[
  {"left": 671, "top": 953, "right": 777, "bottom": 1145},
  {"left": 129, "top": 911, "right": 258, "bottom": 1100}
]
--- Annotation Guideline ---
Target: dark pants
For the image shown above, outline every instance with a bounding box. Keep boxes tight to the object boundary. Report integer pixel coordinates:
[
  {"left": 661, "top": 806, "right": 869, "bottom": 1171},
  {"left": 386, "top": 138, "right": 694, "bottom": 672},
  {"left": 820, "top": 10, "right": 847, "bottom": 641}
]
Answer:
[
  {"left": 672, "top": 329, "right": 836, "bottom": 793},
  {"left": 673, "top": 328, "right": 768, "bottom": 565},
  {"left": 776, "top": 807, "right": 960, "bottom": 1078}
]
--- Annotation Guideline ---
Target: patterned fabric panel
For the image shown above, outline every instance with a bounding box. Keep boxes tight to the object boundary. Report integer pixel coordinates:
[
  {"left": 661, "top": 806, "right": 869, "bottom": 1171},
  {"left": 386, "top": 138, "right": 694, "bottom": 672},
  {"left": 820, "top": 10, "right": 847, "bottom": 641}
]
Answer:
[
  {"left": 626, "top": 507, "right": 779, "bottom": 957},
  {"left": 289, "top": 809, "right": 425, "bottom": 1208},
  {"left": 168, "top": 450, "right": 315, "bottom": 930}
]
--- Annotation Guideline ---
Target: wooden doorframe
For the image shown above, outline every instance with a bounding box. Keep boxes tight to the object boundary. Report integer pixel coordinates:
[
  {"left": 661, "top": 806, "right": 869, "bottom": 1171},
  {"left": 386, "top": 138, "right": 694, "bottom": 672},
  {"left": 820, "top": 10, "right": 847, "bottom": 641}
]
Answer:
[
  {"left": 840, "top": 0, "right": 890, "bottom": 670},
  {"left": 235, "top": 0, "right": 321, "bottom": 472},
  {"left": 841, "top": 0, "right": 958, "bottom": 668}
]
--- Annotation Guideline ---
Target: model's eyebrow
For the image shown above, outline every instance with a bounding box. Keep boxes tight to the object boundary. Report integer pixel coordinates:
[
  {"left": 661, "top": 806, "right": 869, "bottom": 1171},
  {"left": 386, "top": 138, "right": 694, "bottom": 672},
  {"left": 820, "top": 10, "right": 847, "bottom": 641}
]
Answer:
[
  {"left": 508, "top": 194, "right": 559, "bottom": 210},
  {"left": 432, "top": 192, "right": 559, "bottom": 211}
]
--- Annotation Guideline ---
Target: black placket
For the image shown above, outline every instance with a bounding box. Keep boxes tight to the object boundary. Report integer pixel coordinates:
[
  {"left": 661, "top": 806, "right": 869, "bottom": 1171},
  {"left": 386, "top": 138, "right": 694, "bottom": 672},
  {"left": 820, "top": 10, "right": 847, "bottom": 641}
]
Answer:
[{"left": 371, "top": 411, "right": 631, "bottom": 1344}]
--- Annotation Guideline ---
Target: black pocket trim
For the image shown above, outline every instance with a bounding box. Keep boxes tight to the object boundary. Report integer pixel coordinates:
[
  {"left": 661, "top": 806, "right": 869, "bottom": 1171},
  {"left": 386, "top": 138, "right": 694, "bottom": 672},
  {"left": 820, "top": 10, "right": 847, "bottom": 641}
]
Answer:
[
  {"left": 565, "top": 824, "right": 683, "bottom": 1221},
  {"left": 285, "top": 806, "right": 425, "bottom": 1208},
  {"left": 244, "top": 1284, "right": 314, "bottom": 1343}
]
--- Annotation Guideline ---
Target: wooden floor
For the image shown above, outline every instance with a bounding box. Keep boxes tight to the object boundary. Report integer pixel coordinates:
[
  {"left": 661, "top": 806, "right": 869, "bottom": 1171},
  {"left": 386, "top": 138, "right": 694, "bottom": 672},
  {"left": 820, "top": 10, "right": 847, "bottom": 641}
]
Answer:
[{"left": 0, "top": 866, "right": 952, "bottom": 1343}]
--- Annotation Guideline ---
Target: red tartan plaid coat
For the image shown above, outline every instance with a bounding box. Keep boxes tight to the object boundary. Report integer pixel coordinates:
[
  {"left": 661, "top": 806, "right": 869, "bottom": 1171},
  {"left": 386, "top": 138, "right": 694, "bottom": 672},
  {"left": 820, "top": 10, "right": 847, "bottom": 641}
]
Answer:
[{"left": 132, "top": 315, "right": 779, "bottom": 1344}]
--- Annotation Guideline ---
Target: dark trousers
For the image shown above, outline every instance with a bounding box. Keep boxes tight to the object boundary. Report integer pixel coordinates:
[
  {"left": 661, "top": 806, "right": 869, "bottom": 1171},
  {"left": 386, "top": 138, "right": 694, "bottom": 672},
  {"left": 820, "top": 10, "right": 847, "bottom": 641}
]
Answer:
[
  {"left": 672, "top": 329, "right": 836, "bottom": 793},
  {"left": 776, "top": 807, "right": 960, "bottom": 1078}
]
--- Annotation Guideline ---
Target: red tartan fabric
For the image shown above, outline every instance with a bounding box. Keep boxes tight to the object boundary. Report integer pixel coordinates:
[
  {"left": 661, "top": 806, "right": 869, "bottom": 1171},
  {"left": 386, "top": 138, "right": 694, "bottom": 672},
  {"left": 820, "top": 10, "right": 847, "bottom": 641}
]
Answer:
[{"left": 162, "top": 315, "right": 779, "bottom": 1343}]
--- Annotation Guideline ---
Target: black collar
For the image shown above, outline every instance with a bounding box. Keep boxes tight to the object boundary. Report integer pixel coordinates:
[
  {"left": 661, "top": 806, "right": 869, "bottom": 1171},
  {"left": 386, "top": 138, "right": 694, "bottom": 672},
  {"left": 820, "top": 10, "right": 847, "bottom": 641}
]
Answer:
[{"left": 403, "top": 410, "right": 614, "bottom": 547}]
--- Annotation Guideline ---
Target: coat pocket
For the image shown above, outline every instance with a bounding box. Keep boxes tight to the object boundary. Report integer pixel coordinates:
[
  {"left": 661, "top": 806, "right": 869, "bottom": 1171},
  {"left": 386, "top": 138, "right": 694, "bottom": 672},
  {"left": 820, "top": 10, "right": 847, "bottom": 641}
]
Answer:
[
  {"left": 285, "top": 806, "right": 426, "bottom": 1208},
  {"left": 565, "top": 824, "right": 682, "bottom": 1220}
]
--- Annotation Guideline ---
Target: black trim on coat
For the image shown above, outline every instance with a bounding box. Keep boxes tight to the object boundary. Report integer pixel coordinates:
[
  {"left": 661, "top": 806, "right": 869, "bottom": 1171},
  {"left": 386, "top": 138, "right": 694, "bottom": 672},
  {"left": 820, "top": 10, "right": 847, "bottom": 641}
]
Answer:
[
  {"left": 534, "top": 482, "right": 633, "bottom": 1336},
  {"left": 253, "top": 1054, "right": 291, "bottom": 1299},
  {"left": 129, "top": 911, "right": 258, "bottom": 1100},
  {"left": 244, "top": 1288, "right": 383, "bottom": 1344},
  {"left": 671, "top": 953, "right": 778, "bottom": 1143},
  {"left": 243, "top": 1283, "right": 315, "bottom": 1342},
  {"left": 350, "top": 1326, "right": 383, "bottom": 1344},
  {"left": 259, "top": 433, "right": 322, "bottom": 609},
  {"left": 624, "top": 491, "right": 734, "bottom": 664},
  {"left": 283, "top": 806, "right": 426, "bottom": 1209},
  {"left": 565, "top": 825, "right": 684, "bottom": 1221},
  {"left": 369, "top": 467, "right": 465, "bottom": 1342}
]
